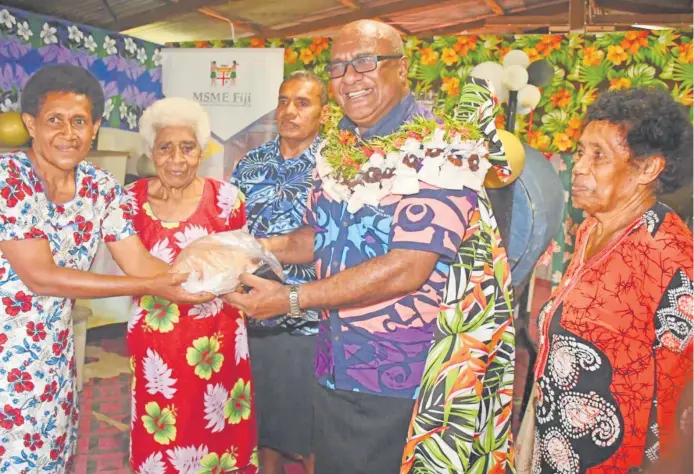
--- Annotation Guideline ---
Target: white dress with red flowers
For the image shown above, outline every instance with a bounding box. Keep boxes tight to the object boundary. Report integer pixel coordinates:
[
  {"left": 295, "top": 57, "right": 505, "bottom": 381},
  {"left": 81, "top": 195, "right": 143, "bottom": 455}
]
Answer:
[{"left": 0, "top": 152, "right": 135, "bottom": 473}]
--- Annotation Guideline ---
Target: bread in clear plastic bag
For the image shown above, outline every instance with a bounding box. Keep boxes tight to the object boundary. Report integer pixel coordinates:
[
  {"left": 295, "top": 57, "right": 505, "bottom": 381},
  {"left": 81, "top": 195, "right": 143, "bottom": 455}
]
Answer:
[{"left": 171, "top": 230, "right": 285, "bottom": 295}]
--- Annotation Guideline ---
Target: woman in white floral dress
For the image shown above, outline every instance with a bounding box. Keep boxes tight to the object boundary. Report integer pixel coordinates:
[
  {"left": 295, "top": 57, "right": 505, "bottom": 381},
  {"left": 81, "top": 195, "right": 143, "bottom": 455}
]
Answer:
[
  {"left": 126, "top": 98, "right": 258, "bottom": 474},
  {"left": 0, "top": 67, "right": 209, "bottom": 473}
]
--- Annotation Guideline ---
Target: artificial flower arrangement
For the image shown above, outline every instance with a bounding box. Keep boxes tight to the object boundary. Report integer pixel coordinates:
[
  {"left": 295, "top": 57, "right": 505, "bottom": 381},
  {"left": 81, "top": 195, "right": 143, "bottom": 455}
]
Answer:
[{"left": 315, "top": 104, "right": 499, "bottom": 213}]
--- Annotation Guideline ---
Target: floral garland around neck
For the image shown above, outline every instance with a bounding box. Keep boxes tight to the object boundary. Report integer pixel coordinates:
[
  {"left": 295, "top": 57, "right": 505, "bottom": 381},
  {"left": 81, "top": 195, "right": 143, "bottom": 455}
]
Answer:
[{"left": 315, "top": 106, "right": 495, "bottom": 213}]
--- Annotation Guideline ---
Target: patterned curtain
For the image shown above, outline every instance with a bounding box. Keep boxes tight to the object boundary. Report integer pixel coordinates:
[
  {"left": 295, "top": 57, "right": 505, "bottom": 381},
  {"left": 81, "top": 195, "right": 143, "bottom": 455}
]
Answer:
[
  {"left": 171, "top": 31, "right": 693, "bottom": 285},
  {"left": 0, "top": 6, "right": 163, "bottom": 131}
]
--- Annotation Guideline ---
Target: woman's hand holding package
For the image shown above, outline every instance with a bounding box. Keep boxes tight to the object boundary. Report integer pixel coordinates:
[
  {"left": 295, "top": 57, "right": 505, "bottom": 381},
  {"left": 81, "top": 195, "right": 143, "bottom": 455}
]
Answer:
[
  {"left": 171, "top": 230, "right": 285, "bottom": 297},
  {"left": 146, "top": 271, "right": 217, "bottom": 305}
]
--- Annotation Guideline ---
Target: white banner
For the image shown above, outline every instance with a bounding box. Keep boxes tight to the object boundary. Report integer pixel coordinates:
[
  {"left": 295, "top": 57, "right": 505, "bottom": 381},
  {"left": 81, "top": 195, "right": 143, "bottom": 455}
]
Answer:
[{"left": 161, "top": 47, "right": 284, "bottom": 179}]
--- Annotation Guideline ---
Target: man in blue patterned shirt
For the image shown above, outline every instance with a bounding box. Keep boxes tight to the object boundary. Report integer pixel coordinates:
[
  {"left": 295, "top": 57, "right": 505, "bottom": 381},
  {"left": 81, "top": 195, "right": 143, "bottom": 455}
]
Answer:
[{"left": 230, "top": 70, "right": 328, "bottom": 474}]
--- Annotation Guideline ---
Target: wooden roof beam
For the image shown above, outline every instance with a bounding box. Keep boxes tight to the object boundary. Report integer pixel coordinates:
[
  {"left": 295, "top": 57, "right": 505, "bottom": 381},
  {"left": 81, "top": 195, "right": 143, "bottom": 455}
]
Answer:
[
  {"left": 418, "top": 0, "right": 568, "bottom": 35},
  {"left": 591, "top": 12, "right": 693, "bottom": 25},
  {"left": 264, "top": 0, "right": 451, "bottom": 37},
  {"left": 569, "top": 0, "right": 587, "bottom": 32},
  {"left": 336, "top": 0, "right": 411, "bottom": 35},
  {"left": 111, "top": 0, "right": 238, "bottom": 32},
  {"left": 597, "top": 0, "right": 693, "bottom": 14}
]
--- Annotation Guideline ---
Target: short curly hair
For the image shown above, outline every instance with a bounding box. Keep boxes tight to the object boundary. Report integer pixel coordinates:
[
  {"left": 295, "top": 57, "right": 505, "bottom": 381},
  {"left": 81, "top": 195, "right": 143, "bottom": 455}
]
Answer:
[
  {"left": 21, "top": 64, "right": 104, "bottom": 120},
  {"left": 139, "top": 97, "right": 211, "bottom": 155},
  {"left": 585, "top": 87, "right": 693, "bottom": 195}
]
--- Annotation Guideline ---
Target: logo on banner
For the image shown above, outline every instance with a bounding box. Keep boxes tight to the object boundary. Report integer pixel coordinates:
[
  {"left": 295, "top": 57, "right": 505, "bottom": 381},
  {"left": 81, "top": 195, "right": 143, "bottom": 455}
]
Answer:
[
  {"left": 210, "top": 60, "right": 238, "bottom": 87},
  {"left": 195, "top": 59, "right": 251, "bottom": 107}
]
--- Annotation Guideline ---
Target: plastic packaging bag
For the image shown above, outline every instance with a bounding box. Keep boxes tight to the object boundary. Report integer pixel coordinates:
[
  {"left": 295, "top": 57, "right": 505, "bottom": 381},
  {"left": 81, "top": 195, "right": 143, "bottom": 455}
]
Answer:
[{"left": 171, "top": 230, "right": 285, "bottom": 295}]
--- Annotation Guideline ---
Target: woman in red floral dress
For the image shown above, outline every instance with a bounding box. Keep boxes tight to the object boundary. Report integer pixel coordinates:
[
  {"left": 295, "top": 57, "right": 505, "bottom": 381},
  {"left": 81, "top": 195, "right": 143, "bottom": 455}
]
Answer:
[
  {"left": 531, "top": 89, "right": 693, "bottom": 474},
  {"left": 127, "top": 98, "right": 257, "bottom": 474}
]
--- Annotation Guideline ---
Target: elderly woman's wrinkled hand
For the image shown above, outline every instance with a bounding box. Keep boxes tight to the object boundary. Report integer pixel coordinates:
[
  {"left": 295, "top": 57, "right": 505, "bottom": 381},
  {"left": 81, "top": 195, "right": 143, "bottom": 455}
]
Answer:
[
  {"left": 222, "top": 273, "right": 290, "bottom": 319},
  {"left": 148, "top": 272, "right": 216, "bottom": 305}
]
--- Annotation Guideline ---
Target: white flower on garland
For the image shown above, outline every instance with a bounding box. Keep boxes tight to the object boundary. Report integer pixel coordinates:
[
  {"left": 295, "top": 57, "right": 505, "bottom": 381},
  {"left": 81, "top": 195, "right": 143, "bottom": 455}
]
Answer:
[
  {"left": 317, "top": 118, "right": 494, "bottom": 213},
  {"left": 152, "top": 48, "right": 163, "bottom": 67},
  {"left": 84, "top": 34, "right": 97, "bottom": 52},
  {"left": 0, "top": 98, "right": 17, "bottom": 113},
  {"left": 40, "top": 23, "right": 57, "bottom": 45},
  {"left": 0, "top": 10, "right": 16, "bottom": 29},
  {"left": 102, "top": 98, "right": 114, "bottom": 120},
  {"left": 103, "top": 35, "right": 117, "bottom": 55},
  {"left": 16, "top": 21, "right": 31, "bottom": 41},
  {"left": 127, "top": 111, "right": 138, "bottom": 130},
  {"left": 137, "top": 47, "right": 147, "bottom": 64},
  {"left": 124, "top": 37, "right": 137, "bottom": 54},
  {"left": 67, "top": 25, "right": 83, "bottom": 43},
  {"left": 119, "top": 102, "right": 129, "bottom": 120}
]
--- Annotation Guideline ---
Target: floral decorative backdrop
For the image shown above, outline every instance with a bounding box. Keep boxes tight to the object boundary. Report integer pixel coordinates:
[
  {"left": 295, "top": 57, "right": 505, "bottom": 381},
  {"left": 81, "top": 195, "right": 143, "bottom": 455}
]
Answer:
[
  {"left": 171, "top": 31, "right": 692, "bottom": 284},
  {"left": 0, "top": 6, "right": 162, "bottom": 131}
]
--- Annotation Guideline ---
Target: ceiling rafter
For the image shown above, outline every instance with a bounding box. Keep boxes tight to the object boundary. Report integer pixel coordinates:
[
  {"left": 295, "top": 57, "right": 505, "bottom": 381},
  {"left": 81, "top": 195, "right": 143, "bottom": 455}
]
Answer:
[
  {"left": 419, "top": 0, "right": 568, "bottom": 36},
  {"left": 197, "top": 6, "right": 268, "bottom": 36},
  {"left": 336, "top": 0, "right": 411, "bottom": 35},
  {"left": 109, "top": 0, "right": 238, "bottom": 32},
  {"left": 597, "top": 0, "right": 693, "bottom": 14},
  {"left": 262, "top": 0, "right": 451, "bottom": 37},
  {"left": 485, "top": 0, "right": 504, "bottom": 16}
]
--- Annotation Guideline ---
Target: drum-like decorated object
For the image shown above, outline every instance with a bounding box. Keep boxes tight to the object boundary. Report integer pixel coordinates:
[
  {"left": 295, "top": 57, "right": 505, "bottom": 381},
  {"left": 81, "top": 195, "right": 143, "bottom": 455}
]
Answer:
[{"left": 506, "top": 146, "right": 565, "bottom": 294}]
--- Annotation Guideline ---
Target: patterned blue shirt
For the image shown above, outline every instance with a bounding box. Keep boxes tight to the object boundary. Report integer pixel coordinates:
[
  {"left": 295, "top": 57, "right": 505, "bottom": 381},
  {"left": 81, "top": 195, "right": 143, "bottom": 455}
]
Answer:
[{"left": 231, "top": 135, "right": 320, "bottom": 336}]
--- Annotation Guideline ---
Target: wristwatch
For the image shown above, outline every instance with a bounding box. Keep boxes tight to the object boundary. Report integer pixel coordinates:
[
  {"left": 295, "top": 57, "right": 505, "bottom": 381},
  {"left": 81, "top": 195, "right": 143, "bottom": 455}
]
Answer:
[{"left": 288, "top": 285, "right": 302, "bottom": 318}]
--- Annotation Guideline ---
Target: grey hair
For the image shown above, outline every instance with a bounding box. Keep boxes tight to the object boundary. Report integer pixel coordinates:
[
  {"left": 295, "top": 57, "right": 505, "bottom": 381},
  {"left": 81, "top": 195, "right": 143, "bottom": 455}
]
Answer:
[
  {"left": 139, "top": 97, "right": 211, "bottom": 156},
  {"left": 281, "top": 70, "right": 329, "bottom": 106}
]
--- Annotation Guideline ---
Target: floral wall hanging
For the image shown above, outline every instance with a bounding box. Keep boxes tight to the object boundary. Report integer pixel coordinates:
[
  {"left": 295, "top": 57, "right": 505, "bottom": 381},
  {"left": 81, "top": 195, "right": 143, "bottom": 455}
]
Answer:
[{"left": 0, "top": 6, "right": 163, "bottom": 131}]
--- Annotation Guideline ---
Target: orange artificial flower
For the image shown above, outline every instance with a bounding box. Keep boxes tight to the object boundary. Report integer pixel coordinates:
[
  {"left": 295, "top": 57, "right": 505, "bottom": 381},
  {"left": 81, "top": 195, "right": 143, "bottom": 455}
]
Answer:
[
  {"left": 250, "top": 38, "right": 265, "bottom": 48},
  {"left": 441, "top": 77, "right": 461, "bottom": 97},
  {"left": 524, "top": 47, "right": 541, "bottom": 63},
  {"left": 441, "top": 48, "right": 459, "bottom": 67},
  {"left": 620, "top": 30, "right": 649, "bottom": 55},
  {"left": 607, "top": 45, "right": 628, "bottom": 65},
  {"left": 582, "top": 46, "right": 604, "bottom": 67},
  {"left": 420, "top": 47, "right": 439, "bottom": 66},
  {"left": 609, "top": 77, "right": 631, "bottom": 90},
  {"left": 284, "top": 48, "right": 298, "bottom": 64},
  {"left": 677, "top": 42, "right": 693, "bottom": 63},
  {"left": 495, "top": 114, "right": 506, "bottom": 131},
  {"left": 310, "top": 37, "right": 330, "bottom": 55},
  {"left": 535, "top": 35, "right": 562, "bottom": 57},
  {"left": 550, "top": 89, "right": 572, "bottom": 109},
  {"left": 338, "top": 130, "right": 357, "bottom": 146},
  {"left": 552, "top": 132, "right": 573, "bottom": 152},
  {"left": 299, "top": 48, "right": 315, "bottom": 64},
  {"left": 529, "top": 131, "right": 551, "bottom": 151},
  {"left": 453, "top": 35, "right": 478, "bottom": 56},
  {"left": 194, "top": 41, "right": 210, "bottom": 48},
  {"left": 568, "top": 117, "right": 582, "bottom": 129},
  {"left": 498, "top": 46, "right": 511, "bottom": 60}
]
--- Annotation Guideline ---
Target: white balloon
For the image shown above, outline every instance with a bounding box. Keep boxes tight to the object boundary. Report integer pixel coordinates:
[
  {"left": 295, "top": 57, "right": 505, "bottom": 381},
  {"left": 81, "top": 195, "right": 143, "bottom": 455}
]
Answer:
[
  {"left": 503, "top": 49, "right": 530, "bottom": 69},
  {"left": 516, "top": 84, "right": 542, "bottom": 115},
  {"left": 470, "top": 61, "right": 509, "bottom": 103},
  {"left": 503, "top": 65, "right": 529, "bottom": 91}
]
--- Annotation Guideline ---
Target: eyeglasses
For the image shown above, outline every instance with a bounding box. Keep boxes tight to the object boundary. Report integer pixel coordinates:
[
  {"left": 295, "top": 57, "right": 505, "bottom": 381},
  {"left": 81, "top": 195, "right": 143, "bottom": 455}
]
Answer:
[{"left": 325, "top": 55, "right": 403, "bottom": 79}]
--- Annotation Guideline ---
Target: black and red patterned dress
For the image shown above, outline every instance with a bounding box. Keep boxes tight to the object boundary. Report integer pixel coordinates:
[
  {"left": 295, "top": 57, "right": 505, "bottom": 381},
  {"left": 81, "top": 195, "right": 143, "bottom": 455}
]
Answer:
[{"left": 532, "top": 203, "right": 693, "bottom": 474}]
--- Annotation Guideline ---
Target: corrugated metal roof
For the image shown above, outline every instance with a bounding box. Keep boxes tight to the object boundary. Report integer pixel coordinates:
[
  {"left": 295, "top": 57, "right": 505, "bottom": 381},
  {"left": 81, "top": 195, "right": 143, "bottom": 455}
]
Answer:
[{"left": 2, "top": 0, "right": 690, "bottom": 42}]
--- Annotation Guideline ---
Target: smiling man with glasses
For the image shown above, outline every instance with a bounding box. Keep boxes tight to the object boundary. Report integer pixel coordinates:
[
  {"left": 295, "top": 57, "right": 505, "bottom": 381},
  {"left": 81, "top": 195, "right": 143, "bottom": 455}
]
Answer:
[{"left": 225, "top": 19, "right": 488, "bottom": 473}]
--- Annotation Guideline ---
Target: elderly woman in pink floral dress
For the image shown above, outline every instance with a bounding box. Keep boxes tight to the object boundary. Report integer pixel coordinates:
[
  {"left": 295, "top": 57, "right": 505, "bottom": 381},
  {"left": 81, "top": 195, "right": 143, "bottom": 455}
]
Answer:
[{"left": 126, "top": 97, "right": 258, "bottom": 474}]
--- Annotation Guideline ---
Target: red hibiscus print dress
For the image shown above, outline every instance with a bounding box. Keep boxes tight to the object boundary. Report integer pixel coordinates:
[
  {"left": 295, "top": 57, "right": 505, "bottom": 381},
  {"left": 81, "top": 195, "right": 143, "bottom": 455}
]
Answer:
[
  {"left": 532, "top": 203, "right": 693, "bottom": 474},
  {"left": 0, "top": 152, "right": 135, "bottom": 473},
  {"left": 126, "top": 178, "right": 258, "bottom": 474}
]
